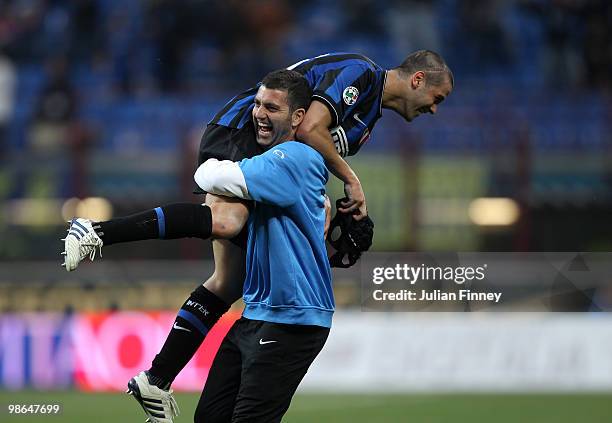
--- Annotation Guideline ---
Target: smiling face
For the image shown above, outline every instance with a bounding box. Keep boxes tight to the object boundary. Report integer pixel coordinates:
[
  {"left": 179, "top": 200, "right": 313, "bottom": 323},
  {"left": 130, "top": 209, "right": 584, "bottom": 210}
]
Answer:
[
  {"left": 401, "top": 71, "right": 452, "bottom": 122},
  {"left": 252, "top": 85, "right": 296, "bottom": 149}
]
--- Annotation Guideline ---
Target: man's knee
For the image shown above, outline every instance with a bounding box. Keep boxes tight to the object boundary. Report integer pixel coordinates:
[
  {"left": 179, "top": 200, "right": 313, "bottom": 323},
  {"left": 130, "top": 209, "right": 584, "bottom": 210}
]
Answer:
[
  {"left": 205, "top": 196, "right": 250, "bottom": 239},
  {"left": 210, "top": 202, "right": 246, "bottom": 239}
]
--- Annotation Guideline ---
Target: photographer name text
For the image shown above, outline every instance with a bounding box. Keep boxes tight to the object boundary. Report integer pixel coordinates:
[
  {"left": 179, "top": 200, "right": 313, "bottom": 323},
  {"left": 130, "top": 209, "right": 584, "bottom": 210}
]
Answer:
[{"left": 372, "top": 289, "right": 502, "bottom": 303}]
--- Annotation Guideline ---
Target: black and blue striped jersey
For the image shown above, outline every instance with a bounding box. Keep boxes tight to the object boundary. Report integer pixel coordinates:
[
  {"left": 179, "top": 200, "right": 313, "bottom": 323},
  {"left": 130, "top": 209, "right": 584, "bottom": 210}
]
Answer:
[{"left": 209, "top": 53, "right": 387, "bottom": 157}]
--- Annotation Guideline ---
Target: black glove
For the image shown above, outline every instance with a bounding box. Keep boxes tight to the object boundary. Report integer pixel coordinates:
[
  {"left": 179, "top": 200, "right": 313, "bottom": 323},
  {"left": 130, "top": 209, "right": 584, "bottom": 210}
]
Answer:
[{"left": 327, "top": 198, "right": 374, "bottom": 268}]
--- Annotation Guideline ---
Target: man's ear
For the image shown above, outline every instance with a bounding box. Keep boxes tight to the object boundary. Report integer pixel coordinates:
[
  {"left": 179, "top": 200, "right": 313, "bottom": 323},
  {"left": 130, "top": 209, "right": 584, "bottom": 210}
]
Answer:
[
  {"left": 292, "top": 108, "right": 306, "bottom": 128},
  {"left": 411, "top": 71, "right": 425, "bottom": 88}
]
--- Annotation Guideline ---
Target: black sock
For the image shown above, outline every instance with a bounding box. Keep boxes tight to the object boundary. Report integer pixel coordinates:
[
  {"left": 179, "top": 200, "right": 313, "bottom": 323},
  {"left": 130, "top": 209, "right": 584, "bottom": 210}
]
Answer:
[
  {"left": 94, "top": 203, "right": 212, "bottom": 246},
  {"left": 148, "top": 285, "right": 230, "bottom": 387}
]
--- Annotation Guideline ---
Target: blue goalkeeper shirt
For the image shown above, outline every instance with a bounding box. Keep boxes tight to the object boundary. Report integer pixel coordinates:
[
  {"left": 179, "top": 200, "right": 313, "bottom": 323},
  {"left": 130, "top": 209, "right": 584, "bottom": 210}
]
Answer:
[{"left": 238, "top": 142, "right": 334, "bottom": 328}]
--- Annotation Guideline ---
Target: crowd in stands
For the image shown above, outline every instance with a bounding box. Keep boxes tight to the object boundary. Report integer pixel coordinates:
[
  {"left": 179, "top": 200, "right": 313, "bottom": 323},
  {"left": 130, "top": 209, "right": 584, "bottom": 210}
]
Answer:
[{"left": 0, "top": 0, "right": 610, "bottom": 258}]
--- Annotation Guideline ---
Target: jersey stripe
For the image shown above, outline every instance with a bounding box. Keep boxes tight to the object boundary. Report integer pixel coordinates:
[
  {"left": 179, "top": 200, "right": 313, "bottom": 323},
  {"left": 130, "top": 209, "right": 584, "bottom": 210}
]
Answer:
[
  {"left": 312, "top": 94, "right": 339, "bottom": 127},
  {"left": 291, "top": 53, "right": 378, "bottom": 73},
  {"left": 210, "top": 87, "right": 258, "bottom": 126}
]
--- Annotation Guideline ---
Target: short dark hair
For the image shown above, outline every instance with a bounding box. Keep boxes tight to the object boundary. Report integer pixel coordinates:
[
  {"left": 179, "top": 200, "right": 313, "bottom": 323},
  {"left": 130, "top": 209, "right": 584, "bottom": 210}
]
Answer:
[
  {"left": 395, "top": 50, "right": 454, "bottom": 88},
  {"left": 261, "top": 69, "right": 313, "bottom": 112}
]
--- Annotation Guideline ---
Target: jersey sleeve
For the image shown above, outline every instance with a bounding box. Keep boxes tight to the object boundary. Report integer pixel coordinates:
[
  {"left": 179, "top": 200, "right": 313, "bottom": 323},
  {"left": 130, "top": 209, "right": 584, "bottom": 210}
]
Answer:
[
  {"left": 311, "top": 64, "right": 375, "bottom": 127},
  {"left": 194, "top": 159, "right": 250, "bottom": 199},
  {"left": 238, "top": 143, "right": 304, "bottom": 207}
]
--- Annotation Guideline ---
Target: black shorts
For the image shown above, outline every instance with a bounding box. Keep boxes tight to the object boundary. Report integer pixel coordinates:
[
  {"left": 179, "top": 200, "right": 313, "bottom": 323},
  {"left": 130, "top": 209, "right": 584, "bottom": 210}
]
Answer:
[
  {"left": 197, "top": 123, "right": 262, "bottom": 165},
  {"left": 194, "top": 317, "right": 330, "bottom": 423},
  {"left": 195, "top": 123, "right": 263, "bottom": 247}
]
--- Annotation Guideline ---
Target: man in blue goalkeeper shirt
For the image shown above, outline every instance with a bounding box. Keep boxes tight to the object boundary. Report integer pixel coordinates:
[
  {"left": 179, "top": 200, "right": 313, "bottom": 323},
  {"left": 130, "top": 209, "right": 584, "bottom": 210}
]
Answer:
[
  {"left": 192, "top": 70, "right": 332, "bottom": 422},
  {"left": 64, "top": 50, "right": 453, "bottom": 422}
]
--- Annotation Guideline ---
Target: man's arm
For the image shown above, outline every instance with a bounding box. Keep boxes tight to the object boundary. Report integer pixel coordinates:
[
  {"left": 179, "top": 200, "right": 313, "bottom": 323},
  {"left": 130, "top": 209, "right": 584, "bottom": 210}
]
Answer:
[
  {"left": 194, "top": 159, "right": 250, "bottom": 199},
  {"left": 295, "top": 100, "right": 367, "bottom": 218},
  {"left": 194, "top": 145, "right": 303, "bottom": 208}
]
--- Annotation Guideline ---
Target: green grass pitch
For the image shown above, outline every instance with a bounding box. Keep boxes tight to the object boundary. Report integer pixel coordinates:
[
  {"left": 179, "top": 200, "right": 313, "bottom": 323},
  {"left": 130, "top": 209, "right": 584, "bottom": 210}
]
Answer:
[{"left": 0, "top": 391, "right": 610, "bottom": 422}]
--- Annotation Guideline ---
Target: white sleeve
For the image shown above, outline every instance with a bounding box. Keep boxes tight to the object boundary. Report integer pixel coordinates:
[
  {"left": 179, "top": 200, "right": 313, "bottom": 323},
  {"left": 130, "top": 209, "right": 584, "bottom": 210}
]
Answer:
[{"left": 193, "top": 159, "right": 251, "bottom": 199}]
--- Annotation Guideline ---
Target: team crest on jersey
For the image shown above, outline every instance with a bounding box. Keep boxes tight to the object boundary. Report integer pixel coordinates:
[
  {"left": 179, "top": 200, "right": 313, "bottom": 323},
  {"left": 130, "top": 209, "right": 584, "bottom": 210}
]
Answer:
[{"left": 343, "top": 86, "right": 359, "bottom": 106}]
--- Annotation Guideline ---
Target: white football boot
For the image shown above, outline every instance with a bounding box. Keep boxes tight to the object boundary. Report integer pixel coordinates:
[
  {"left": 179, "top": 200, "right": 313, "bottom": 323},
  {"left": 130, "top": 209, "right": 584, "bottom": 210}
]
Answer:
[
  {"left": 127, "top": 371, "right": 179, "bottom": 423},
  {"left": 61, "top": 218, "right": 103, "bottom": 271}
]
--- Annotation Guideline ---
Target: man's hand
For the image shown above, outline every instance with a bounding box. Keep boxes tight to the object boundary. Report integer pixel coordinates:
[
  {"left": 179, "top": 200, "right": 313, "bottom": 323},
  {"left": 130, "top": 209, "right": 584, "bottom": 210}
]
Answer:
[
  {"left": 327, "top": 198, "right": 374, "bottom": 268},
  {"left": 338, "top": 177, "right": 367, "bottom": 219}
]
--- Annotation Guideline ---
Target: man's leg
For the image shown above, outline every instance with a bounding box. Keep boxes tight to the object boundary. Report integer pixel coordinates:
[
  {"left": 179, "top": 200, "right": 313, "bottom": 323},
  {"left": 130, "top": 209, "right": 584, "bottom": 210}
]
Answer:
[
  {"left": 62, "top": 202, "right": 214, "bottom": 271},
  {"left": 127, "top": 195, "right": 248, "bottom": 422},
  {"left": 146, "top": 237, "right": 246, "bottom": 387},
  {"left": 193, "top": 318, "right": 247, "bottom": 423},
  {"left": 145, "top": 194, "right": 247, "bottom": 385},
  {"left": 231, "top": 320, "right": 330, "bottom": 423}
]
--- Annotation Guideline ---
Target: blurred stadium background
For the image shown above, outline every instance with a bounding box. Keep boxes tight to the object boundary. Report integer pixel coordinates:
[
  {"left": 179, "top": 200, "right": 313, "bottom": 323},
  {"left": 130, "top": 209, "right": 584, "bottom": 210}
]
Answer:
[{"left": 1, "top": 0, "right": 611, "bottom": 421}]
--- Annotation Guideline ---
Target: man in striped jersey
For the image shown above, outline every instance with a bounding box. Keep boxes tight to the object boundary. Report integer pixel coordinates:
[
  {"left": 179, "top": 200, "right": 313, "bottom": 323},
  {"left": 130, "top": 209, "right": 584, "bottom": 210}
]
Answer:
[{"left": 63, "top": 50, "right": 452, "bottom": 423}]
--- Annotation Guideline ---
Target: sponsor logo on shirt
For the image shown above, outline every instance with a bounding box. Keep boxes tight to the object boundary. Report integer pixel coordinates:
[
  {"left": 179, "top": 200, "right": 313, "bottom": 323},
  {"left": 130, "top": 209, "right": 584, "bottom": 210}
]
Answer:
[{"left": 343, "top": 86, "right": 359, "bottom": 106}]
